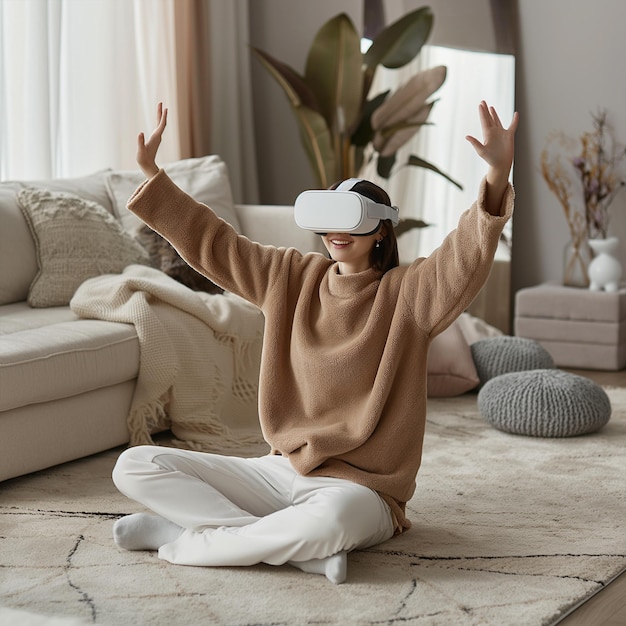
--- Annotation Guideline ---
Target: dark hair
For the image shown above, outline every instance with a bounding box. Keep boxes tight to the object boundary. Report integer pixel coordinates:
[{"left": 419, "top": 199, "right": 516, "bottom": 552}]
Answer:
[{"left": 329, "top": 179, "right": 400, "bottom": 274}]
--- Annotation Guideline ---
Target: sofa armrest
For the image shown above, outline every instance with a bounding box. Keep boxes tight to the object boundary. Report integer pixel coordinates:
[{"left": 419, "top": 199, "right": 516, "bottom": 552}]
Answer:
[{"left": 234, "top": 204, "right": 326, "bottom": 255}]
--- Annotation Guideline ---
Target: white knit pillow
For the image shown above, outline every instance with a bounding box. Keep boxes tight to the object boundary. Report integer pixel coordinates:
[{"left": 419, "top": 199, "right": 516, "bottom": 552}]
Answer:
[
  {"left": 105, "top": 155, "right": 241, "bottom": 235},
  {"left": 17, "top": 188, "right": 149, "bottom": 307}
]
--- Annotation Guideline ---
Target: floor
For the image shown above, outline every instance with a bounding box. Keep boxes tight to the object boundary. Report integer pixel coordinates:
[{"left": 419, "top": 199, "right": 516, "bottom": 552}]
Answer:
[{"left": 556, "top": 367, "right": 626, "bottom": 626}]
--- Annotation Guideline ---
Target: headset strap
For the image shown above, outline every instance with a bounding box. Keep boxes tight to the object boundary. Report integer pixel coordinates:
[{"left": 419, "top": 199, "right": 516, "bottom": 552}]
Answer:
[
  {"left": 334, "top": 178, "right": 399, "bottom": 225},
  {"left": 335, "top": 178, "right": 364, "bottom": 191}
]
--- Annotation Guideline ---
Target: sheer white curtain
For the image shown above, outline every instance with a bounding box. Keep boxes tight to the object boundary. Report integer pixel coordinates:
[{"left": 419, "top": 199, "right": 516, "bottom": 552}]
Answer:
[
  {"left": 0, "top": 0, "right": 180, "bottom": 180},
  {"left": 0, "top": 0, "right": 258, "bottom": 202}
]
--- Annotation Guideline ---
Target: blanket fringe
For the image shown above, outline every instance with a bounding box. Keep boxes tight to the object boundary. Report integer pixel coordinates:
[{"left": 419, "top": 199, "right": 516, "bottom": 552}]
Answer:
[
  {"left": 71, "top": 268, "right": 265, "bottom": 454},
  {"left": 127, "top": 400, "right": 267, "bottom": 456},
  {"left": 171, "top": 416, "right": 266, "bottom": 454},
  {"left": 171, "top": 433, "right": 269, "bottom": 458},
  {"left": 127, "top": 398, "right": 170, "bottom": 447}
]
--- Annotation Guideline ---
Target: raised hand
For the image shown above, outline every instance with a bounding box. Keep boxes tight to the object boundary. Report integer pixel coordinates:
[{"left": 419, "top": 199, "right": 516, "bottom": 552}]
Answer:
[
  {"left": 466, "top": 101, "right": 519, "bottom": 215},
  {"left": 466, "top": 101, "right": 519, "bottom": 173},
  {"left": 136, "top": 102, "right": 168, "bottom": 179}
]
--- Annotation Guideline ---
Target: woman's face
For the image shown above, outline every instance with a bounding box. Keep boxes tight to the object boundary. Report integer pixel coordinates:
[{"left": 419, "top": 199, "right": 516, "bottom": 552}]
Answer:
[{"left": 321, "top": 230, "right": 382, "bottom": 274}]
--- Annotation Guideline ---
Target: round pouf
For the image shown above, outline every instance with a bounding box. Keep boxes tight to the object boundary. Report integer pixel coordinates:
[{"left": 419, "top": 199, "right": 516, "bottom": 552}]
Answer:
[
  {"left": 470, "top": 336, "right": 555, "bottom": 386},
  {"left": 478, "top": 369, "right": 612, "bottom": 437}
]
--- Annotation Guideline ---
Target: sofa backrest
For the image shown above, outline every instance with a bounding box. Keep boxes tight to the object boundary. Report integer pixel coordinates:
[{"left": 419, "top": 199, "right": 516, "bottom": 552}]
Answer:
[
  {"left": 234, "top": 203, "right": 326, "bottom": 255},
  {"left": 0, "top": 155, "right": 322, "bottom": 306},
  {"left": 1, "top": 155, "right": 242, "bottom": 305}
]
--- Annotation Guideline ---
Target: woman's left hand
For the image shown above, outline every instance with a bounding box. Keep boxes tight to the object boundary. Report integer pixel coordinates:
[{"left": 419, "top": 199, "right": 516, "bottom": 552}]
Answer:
[
  {"left": 466, "top": 101, "right": 519, "bottom": 176},
  {"left": 466, "top": 101, "right": 519, "bottom": 215}
]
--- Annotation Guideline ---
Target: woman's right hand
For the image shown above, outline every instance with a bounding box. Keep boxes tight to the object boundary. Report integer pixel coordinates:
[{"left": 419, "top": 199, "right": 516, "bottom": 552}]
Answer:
[{"left": 136, "top": 102, "right": 168, "bottom": 179}]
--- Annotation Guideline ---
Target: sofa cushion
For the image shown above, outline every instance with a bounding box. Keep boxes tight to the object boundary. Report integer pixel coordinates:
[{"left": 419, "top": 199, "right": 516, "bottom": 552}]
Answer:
[
  {"left": 17, "top": 188, "right": 149, "bottom": 307},
  {"left": 0, "top": 170, "right": 114, "bottom": 306},
  {"left": 106, "top": 155, "right": 242, "bottom": 235},
  {"left": 0, "top": 312, "right": 139, "bottom": 412},
  {"left": 0, "top": 302, "right": 78, "bottom": 334}
]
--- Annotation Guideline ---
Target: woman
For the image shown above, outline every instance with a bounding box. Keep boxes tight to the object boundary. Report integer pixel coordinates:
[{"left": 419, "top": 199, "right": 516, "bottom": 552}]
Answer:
[{"left": 112, "top": 101, "right": 518, "bottom": 584}]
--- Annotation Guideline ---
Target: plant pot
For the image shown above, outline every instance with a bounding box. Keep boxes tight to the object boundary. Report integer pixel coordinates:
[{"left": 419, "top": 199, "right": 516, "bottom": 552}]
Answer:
[{"left": 588, "top": 237, "right": 623, "bottom": 292}]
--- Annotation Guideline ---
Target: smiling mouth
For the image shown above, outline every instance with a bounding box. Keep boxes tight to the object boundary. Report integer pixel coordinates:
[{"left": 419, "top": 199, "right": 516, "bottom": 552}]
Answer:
[{"left": 330, "top": 239, "right": 352, "bottom": 247}]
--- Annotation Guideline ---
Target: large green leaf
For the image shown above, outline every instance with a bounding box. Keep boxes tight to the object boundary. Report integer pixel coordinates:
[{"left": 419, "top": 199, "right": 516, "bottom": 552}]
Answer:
[
  {"left": 365, "top": 6, "right": 433, "bottom": 70},
  {"left": 251, "top": 47, "right": 320, "bottom": 111},
  {"left": 304, "top": 13, "right": 363, "bottom": 134},
  {"left": 362, "top": 6, "right": 434, "bottom": 98},
  {"left": 377, "top": 153, "right": 396, "bottom": 178},
  {"left": 407, "top": 155, "right": 463, "bottom": 189},
  {"left": 252, "top": 46, "right": 334, "bottom": 186},
  {"left": 351, "top": 91, "right": 389, "bottom": 147},
  {"left": 294, "top": 105, "right": 336, "bottom": 189},
  {"left": 352, "top": 144, "right": 366, "bottom": 176},
  {"left": 394, "top": 217, "right": 431, "bottom": 236},
  {"left": 375, "top": 153, "right": 463, "bottom": 188}
]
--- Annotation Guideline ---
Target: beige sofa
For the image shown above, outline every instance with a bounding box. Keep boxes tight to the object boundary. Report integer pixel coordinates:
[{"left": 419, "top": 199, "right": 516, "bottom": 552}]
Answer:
[
  {"left": 0, "top": 155, "right": 494, "bottom": 483},
  {"left": 0, "top": 156, "right": 327, "bottom": 482}
]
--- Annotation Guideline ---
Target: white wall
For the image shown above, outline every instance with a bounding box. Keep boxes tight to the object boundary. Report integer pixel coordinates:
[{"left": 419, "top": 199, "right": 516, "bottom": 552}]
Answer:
[{"left": 513, "top": 0, "right": 626, "bottom": 292}]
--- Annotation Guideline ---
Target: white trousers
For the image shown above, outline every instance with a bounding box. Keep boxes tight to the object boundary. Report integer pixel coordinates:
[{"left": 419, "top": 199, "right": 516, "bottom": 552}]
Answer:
[{"left": 112, "top": 446, "right": 394, "bottom": 567}]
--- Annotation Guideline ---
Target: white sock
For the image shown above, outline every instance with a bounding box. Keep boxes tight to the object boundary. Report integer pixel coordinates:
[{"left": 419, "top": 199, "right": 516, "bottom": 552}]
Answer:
[
  {"left": 288, "top": 551, "right": 348, "bottom": 584},
  {"left": 113, "top": 513, "right": 183, "bottom": 551}
]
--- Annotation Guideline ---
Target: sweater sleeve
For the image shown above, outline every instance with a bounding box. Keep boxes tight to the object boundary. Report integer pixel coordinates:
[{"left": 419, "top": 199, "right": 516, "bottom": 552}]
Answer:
[
  {"left": 126, "top": 169, "right": 305, "bottom": 307},
  {"left": 403, "top": 177, "right": 514, "bottom": 336}
]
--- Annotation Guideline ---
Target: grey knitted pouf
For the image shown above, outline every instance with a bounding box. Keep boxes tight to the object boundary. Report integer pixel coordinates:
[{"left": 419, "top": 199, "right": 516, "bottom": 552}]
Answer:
[
  {"left": 477, "top": 369, "right": 611, "bottom": 437},
  {"left": 470, "top": 336, "right": 555, "bottom": 386}
]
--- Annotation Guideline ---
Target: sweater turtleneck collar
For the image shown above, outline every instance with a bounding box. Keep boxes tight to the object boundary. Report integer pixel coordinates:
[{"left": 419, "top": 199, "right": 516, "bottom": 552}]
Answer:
[{"left": 326, "top": 264, "right": 381, "bottom": 298}]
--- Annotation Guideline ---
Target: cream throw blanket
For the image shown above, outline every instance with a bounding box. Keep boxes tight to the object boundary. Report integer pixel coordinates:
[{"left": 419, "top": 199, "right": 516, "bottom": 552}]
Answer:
[{"left": 70, "top": 264, "right": 266, "bottom": 453}]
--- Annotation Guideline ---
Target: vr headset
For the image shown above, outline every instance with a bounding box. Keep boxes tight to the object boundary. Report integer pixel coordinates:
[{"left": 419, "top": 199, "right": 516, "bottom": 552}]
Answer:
[{"left": 294, "top": 178, "right": 399, "bottom": 236}]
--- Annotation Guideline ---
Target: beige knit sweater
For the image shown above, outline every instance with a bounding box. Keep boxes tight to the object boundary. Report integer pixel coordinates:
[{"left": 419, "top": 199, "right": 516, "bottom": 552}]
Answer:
[{"left": 128, "top": 171, "right": 514, "bottom": 533}]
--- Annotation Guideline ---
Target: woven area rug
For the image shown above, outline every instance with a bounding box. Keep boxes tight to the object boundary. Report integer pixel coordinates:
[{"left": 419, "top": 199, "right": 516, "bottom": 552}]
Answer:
[{"left": 1, "top": 388, "right": 625, "bottom": 626}]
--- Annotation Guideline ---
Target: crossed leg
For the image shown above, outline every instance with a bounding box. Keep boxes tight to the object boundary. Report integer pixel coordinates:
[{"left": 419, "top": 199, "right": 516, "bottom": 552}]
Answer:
[{"left": 111, "top": 446, "right": 393, "bottom": 584}]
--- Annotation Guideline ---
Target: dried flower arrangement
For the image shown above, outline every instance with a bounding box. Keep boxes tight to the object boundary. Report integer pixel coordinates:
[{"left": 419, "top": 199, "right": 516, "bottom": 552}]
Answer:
[{"left": 541, "top": 109, "right": 626, "bottom": 241}]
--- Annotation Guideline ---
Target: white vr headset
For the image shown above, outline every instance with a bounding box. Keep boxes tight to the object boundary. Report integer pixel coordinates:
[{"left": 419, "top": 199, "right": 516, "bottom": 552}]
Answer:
[{"left": 294, "top": 178, "right": 399, "bottom": 236}]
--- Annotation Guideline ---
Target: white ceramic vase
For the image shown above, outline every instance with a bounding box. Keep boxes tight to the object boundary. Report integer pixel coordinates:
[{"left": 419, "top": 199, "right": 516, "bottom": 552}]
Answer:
[{"left": 588, "top": 237, "right": 623, "bottom": 292}]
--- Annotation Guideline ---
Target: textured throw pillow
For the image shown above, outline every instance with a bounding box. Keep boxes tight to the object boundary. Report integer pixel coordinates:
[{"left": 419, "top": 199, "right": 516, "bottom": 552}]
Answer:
[
  {"left": 136, "top": 224, "right": 224, "bottom": 294},
  {"left": 105, "top": 155, "right": 241, "bottom": 235},
  {"left": 0, "top": 170, "right": 114, "bottom": 306},
  {"left": 427, "top": 320, "right": 480, "bottom": 397},
  {"left": 17, "top": 188, "right": 150, "bottom": 307}
]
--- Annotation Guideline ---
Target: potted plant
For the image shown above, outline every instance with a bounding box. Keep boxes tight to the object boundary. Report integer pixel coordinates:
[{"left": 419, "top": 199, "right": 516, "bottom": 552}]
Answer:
[{"left": 251, "top": 6, "right": 461, "bottom": 212}]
